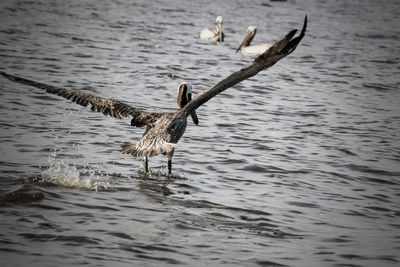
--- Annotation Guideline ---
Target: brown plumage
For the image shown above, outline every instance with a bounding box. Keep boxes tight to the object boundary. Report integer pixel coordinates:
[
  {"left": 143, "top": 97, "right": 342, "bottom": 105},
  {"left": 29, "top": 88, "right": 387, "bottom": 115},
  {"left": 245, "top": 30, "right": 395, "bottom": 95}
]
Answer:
[{"left": 0, "top": 16, "right": 307, "bottom": 175}]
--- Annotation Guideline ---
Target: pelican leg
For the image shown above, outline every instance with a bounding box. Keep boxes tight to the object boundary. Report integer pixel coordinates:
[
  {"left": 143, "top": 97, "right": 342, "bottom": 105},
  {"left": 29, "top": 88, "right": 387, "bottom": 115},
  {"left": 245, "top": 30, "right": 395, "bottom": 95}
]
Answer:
[
  {"left": 167, "top": 149, "right": 174, "bottom": 175},
  {"left": 144, "top": 156, "right": 149, "bottom": 173}
]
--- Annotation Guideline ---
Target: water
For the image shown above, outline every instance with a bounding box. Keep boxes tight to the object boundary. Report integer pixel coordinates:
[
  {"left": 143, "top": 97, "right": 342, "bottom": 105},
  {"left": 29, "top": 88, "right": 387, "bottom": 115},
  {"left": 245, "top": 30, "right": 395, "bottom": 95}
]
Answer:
[{"left": 0, "top": 0, "right": 399, "bottom": 266}]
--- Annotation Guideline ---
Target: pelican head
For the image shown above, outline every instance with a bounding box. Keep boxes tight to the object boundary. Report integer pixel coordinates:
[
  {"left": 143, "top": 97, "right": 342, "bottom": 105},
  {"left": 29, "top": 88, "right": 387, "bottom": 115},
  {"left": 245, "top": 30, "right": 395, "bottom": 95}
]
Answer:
[
  {"left": 177, "top": 82, "right": 192, "bottom": 108},
  {"left": 177, "top": 82, "right": 198, "bottom": 125},
  {"left": 236, "top": 26, "right": 258, "bottom": 52},
  {"left": 216, "top": 16, "right": 223, "bottom": 25}
]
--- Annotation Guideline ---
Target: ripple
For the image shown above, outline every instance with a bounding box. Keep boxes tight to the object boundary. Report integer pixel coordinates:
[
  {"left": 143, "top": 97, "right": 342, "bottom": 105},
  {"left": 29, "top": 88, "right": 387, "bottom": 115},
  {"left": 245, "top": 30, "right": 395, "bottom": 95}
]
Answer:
[
  {"left": 0, "top": 184, "right": 44, "bottom": 203},
  {"left": 287, "top": 201, "right": 321, "bottom": 209},
  {"left": 1, "top": 0, "right": 400, "bottom": 266},
  {"left": 18, "top": 233, "right": 101, "bottom": 244},
  {"left": 106, "top": 231, "right": 134, "bottom": 240}
]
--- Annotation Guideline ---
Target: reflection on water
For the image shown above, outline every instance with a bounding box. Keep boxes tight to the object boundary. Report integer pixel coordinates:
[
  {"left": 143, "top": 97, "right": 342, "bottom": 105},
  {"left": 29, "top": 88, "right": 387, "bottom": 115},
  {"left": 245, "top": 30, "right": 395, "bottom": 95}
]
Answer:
[{"left": 0, "top": 0, "right": 399, "bottom": 266}]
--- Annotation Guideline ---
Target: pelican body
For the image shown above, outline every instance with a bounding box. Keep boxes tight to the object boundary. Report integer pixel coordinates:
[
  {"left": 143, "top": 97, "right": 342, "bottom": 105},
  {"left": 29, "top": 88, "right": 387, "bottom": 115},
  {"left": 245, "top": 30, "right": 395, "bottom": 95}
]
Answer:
[
  {"left": 200, "top": 16, "right": 224, "bottom": 42},
  {"left": 236, "top": 26, "right": 271, "bottom": 56},
  {"left": 138, "top": 82, "right": 198, "bottom": 173},
  {"left": 1, "top": 16, "right": 307, "bottom": 175}
]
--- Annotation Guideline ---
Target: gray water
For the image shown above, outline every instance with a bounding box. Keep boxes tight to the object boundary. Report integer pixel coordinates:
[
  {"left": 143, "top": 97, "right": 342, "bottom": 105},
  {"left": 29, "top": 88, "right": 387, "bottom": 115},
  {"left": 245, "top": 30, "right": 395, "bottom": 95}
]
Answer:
[{"left": 0, "top": 0, "right": 399, "bottom": 266}]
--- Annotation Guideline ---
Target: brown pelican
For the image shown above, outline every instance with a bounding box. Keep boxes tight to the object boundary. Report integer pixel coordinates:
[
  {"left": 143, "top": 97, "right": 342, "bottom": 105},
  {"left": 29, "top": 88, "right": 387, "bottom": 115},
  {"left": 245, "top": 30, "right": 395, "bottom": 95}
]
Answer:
[
  {"left": 0, "top": 16, "right": 307, "bottom": 175},
  {"left": 200, "top": 16, "right": 224, "bottom": 42},
  {"left": 236, "top": 26, "right": 272, "bottom": 56}
]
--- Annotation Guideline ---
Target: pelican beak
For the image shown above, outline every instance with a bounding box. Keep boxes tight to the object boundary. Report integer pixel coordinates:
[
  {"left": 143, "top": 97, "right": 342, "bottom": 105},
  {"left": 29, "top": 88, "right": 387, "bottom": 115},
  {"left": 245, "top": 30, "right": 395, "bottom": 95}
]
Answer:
[
  {"left": 187, "top": 92, "right": 199, "bottom": 125},
  {"left": 217, "top": 23, "right": 223, "bottom": 42},
  {"left": 236, "top": 27, "right": 257, "bottom": 52},
  {"left": 190, "top": 110, "right": 199, "bottom": 126},
  {"left": 236, "top": 40, "right": 244, "bottom": 53}
]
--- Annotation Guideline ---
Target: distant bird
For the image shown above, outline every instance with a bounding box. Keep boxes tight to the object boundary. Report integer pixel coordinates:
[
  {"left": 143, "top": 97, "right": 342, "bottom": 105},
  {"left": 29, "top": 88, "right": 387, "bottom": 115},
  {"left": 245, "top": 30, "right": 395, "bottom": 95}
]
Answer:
[
  {"left": 200, "top": 16, "right": 224, "bottom": 42},
  {"left": 1, "top": 16, "right": 307, "bottom": 175},
  {"left": 236, "top": 26, "right": 271, "bottom": 56}
]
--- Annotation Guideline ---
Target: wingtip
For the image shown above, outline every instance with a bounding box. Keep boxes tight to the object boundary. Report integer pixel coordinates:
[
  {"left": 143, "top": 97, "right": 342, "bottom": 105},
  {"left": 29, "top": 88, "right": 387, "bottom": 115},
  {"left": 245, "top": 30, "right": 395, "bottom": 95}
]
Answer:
[
  {"left": 301, "top": 15, "right": 308, "bottom": 36},
  {"left": 254, "top": 15, "right": 308, "bottom": 64}
]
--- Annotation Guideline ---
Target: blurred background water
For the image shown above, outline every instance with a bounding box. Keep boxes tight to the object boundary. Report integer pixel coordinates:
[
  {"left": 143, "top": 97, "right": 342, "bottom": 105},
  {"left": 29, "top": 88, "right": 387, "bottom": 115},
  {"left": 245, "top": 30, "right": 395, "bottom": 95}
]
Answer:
[{"left": 0, "top": 0, "right": 399, "bottom": 266}]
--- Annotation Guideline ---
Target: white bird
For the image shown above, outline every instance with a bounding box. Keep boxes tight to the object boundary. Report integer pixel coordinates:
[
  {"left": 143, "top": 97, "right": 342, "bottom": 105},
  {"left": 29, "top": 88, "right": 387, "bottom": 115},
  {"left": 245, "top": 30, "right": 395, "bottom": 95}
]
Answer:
[
  {"left": 236, "top": 26, "right": 272, "bottom": 56},
  {"left": 1, "top": 16, "right": 307, "bottom": 175},
  {"left": 200, "top": 16, "right": 224, "bottom": 42}
]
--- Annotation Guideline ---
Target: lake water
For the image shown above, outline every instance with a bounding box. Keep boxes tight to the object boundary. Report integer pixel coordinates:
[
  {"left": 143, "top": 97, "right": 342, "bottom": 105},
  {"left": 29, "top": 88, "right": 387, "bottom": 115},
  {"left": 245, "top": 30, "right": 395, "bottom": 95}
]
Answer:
[{"left": 0, "top": 0, "right": 399, "bottom": 266}]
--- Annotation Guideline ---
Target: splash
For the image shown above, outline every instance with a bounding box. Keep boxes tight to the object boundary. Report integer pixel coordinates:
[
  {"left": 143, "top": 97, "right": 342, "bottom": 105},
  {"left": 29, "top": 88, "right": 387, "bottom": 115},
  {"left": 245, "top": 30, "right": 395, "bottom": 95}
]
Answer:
[{"left": 41, "top": 150, "right": 109, "bottom": 191}]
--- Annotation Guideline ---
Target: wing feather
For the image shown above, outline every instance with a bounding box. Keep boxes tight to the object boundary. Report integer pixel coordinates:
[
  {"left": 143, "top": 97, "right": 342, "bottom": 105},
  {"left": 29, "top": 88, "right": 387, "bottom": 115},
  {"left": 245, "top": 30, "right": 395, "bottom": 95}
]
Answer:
[{"left": 0, "top": 71, "right": 155, "bottom": 123}]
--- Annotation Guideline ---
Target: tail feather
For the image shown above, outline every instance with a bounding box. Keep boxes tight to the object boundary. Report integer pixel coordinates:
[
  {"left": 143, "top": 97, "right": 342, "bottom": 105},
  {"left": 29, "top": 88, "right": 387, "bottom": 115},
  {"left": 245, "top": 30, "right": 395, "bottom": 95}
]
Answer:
[{"left": 120, "top": 141, "right": 178, "bottom": 158}]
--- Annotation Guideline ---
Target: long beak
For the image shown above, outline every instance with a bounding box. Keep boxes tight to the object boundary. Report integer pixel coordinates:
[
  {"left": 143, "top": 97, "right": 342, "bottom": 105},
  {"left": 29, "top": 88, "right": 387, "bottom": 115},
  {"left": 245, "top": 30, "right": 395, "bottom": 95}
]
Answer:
[
  {"left": 190, "top": 111, "right": 199, "bottom": 126},
  {"left": 187, "top": 92, "right": 199, "bottom": 125},
  {"left": 236, "top": 30, "right": 255, "bottom": 52},
  {"left": 217, "top": 23, "right": 223, "bottom": 42}
]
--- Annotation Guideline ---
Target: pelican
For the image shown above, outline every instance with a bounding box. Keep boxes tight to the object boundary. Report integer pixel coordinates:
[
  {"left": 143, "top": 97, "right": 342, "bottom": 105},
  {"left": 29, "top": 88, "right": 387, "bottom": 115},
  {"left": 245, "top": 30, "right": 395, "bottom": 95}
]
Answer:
[
  {"left": 0, "top": 16, "right": 307, "bottom": 175},
  {"left": 200, "top": 16, "right": 224, "bottom": 42},
  {"left": 236, "top": 26, "right": 272, "bottom": 56}
]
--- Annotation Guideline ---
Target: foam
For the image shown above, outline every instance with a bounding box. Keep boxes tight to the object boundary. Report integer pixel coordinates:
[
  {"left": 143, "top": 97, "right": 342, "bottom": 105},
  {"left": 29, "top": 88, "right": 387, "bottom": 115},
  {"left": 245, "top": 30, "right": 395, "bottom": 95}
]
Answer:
[{"left": 41, "top": 151, "right": 109, "bottom": 191}]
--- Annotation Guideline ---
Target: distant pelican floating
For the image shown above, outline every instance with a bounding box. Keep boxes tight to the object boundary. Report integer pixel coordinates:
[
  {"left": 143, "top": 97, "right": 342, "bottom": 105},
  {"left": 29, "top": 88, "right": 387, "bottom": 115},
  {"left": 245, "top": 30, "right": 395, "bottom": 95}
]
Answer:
[
  {"left": 236, "top": 26, "right": 271, "bottom": 56},
  {"left": 200, "top": 16, "right": 224, "bottom": 42},
  {"left": 1, "top": 16, "right": 307, "bottom": 175}
]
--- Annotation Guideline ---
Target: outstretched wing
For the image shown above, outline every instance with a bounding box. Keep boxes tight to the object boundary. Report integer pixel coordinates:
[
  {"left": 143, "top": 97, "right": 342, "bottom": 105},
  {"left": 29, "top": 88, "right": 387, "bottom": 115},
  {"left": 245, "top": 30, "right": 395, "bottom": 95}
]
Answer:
[
  {"left": 0, "top": 71, "right": 160, "bottom": 124},
  {"left": 183, "top": 16, "right": 307, "bottom": 115}
]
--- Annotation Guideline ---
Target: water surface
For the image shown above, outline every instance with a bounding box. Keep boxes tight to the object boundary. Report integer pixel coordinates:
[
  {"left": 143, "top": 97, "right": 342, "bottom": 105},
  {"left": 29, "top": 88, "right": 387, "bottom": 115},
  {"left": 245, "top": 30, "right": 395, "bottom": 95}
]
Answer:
[{"left": 0, "top": 0, "right": 399, "bottom": 266}]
